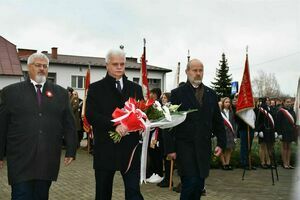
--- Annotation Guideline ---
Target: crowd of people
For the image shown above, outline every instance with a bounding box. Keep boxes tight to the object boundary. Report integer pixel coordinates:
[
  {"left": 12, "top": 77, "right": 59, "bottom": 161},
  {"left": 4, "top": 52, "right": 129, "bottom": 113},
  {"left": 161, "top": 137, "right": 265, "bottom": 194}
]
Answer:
[{"left": 0, "top": 50, "right": 298, "bottom": 200}]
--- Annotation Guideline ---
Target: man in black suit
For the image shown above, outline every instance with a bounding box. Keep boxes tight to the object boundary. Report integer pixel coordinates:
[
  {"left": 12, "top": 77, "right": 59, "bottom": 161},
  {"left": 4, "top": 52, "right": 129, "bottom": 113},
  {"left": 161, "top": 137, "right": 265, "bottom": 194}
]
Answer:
[
  {"left": 86, "top": 49, "right": 144, "bottom": 200},
  {"left": 0, "top": 52, "right": 77, "bottom": 200},
  {"left": 166, "top": 59, "right": 226, "bottom": 200}
]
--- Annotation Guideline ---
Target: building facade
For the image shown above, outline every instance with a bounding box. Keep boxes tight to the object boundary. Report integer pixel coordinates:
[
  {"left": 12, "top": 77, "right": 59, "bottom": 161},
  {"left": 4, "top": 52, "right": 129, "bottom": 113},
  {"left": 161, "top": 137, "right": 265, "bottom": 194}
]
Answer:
[{"left": 18, "top": 47, "right": 171, "bottom": 98}]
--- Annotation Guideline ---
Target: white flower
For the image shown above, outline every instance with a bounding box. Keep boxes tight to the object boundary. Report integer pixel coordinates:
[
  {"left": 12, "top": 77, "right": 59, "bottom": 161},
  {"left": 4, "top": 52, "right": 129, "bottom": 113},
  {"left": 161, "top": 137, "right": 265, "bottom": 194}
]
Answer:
[
  {"left": 168, "top": 104, "right": 180, "bottom": 112},
  {"left": 162, "top": 105, "right": 172, "bottom": 121},
  {"left": 154, "top": 101, "right": 163, "bottom": 111}
]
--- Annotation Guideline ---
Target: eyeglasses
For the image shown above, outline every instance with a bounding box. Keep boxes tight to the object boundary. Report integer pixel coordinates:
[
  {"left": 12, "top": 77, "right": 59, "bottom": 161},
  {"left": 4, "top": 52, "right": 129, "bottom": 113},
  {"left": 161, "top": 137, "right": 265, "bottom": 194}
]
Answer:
[{"left": 33, "top": 63, "right": 48, "bottom": 69}]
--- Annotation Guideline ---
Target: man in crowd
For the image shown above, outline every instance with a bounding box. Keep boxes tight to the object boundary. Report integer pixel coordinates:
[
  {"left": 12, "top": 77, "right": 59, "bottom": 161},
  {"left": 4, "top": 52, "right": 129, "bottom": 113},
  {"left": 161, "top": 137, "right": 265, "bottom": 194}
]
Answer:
[
  {"left": 86, "top": 49, "right": 144, "bottom": 200},
  {"left": 165, "top": 58, "right": 226, "bottom": 199},
  {"left": 0, "top": 52, "right": 77, "bottom": 200}
]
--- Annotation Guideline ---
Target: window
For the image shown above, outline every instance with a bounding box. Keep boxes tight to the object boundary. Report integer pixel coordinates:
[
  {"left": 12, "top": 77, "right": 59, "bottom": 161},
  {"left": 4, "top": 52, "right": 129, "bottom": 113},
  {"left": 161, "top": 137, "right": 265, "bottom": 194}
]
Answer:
[
  {"left": 133, "top": 77, "right": 140, "bottom": 84},
  {"left": 48, "top": 73, "right": 56, "bottom": 83},
  {"left": 71, "top": 75, "right": 85, "bottom": 89},
  {"left": 148, "top": 78, "right": 161, "bottom": 89}
]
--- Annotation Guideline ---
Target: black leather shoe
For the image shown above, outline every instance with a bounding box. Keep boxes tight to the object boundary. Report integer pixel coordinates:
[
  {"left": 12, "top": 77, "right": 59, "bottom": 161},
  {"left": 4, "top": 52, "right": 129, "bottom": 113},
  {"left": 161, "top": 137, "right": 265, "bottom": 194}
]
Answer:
[
  {"left": 244, "top": 166, "right": 256, "bottom": 170},
  {"left": 157, "top": 179, "right": 173, "bottom": 188},
  {"left": 173, "top": 183, "right": 181, "bottom": 193},
  {"left": 201, "top": 188, "right": 207, "bottom": 196},
  {"left": 261, "top": 164, "right": 268, "bottom": 169}
]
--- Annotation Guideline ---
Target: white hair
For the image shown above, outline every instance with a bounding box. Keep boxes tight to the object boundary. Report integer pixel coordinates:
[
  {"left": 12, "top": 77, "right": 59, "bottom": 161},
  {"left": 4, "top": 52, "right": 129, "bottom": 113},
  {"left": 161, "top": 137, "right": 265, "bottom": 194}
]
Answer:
[
  {"left": 27, "top": 52, "right": 49, "bottom": 66},
  {"left": 105, "top": 49, "right": 126, "bottom": 64}
]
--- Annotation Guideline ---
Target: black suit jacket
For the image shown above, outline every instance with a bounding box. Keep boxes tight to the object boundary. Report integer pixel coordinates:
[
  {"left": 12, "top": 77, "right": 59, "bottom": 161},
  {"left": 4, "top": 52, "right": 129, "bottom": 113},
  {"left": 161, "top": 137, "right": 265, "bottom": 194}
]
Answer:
[
  {"left": 0, "top": 80, "right": 77, "bottom": 185},
  {"left": 86, "top": 74, "right": 143, "bottom": 171},
  {"left": 165, "top": 82, "right": 226, "bottom": 178}
]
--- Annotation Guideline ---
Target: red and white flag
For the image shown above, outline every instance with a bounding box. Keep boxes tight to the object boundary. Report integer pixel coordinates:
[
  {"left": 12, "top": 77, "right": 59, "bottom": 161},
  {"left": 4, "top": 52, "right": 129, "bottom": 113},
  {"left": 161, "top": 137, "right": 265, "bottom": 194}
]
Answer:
[
  {"left": 82, "top": 66, "right": 93, "bottom": 138},
  {"left": 236, "top": 54, "right": 256, "bottom": 129},
  {"left": 140, "top": 38, "right": 150, "bottom": 99}
]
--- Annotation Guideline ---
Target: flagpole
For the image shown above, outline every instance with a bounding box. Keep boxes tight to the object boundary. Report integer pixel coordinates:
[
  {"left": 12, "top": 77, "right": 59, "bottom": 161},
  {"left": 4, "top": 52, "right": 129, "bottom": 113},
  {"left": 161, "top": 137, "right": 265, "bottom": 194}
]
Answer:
[
  {"left": 140, "top": 38, "right": 150, "bottom": 99},
  {"left": 246, "top": 46, "right": 252, "bottom": 170},
  {"left": 176, "top": 62, "right": 180, "bottom": 86},
  {"left": 247, "top": 125, "right": 252, "bottom": 169}
]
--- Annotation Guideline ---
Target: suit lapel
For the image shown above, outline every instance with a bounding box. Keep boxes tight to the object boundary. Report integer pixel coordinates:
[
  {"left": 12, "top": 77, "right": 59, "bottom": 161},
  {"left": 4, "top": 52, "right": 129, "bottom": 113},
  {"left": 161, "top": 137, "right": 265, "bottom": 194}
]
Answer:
[
  {"left": 201, "top": 86, "right": 211, "bottom": 119},
  {"left": 25, "top": 80, "right": 40, "bottom": 109},
  {"left": 41, "top": 81, "right": 52, "bottom": 109}
]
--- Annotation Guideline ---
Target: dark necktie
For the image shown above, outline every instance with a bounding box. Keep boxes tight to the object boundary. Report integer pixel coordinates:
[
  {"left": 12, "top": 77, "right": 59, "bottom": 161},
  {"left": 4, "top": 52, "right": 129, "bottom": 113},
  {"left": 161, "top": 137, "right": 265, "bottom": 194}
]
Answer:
[
  {"left": 116, "top": 80, "right": 122, "bottom": 92},
  {"left": 36, "top": 84, "right": 42, "bottom": 106}
]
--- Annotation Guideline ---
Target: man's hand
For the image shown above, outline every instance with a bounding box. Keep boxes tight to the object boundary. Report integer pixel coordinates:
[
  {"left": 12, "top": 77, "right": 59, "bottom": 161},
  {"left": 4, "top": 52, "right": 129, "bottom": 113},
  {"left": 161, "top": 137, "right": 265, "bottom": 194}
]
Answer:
[
  {"left": 115, "top": 124, "right": 128, "bottom": 137},
  {"left": 0, "top": 160, "right": 4, "bottom": 169},
  {"left": 214, "top": 146, "right": 222, "bottom": 157},
  {"left": 167, "top": 152, "right": 177, "bottom": 160},
  {"left": 64, "top": 157, "right": 74, "bottom": 166},
  {"left": 258, "top": 132, "right": 264, "bottom": 138}
]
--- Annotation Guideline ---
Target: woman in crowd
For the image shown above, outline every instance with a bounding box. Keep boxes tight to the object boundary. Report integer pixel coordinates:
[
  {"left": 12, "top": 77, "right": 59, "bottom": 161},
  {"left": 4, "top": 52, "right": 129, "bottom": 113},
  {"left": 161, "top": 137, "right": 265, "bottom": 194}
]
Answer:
[
  {"left": 276, "top": 98, "right": 297, "bottom": 169},
  {"left": 255, "top": 97, "right": 276, "bottom": 169},
  {"left": 220, "top": 97, "right": 236, "bottom": 170},
  {"left": 157, "top": 92, "right": 173, "bottom": 187}
]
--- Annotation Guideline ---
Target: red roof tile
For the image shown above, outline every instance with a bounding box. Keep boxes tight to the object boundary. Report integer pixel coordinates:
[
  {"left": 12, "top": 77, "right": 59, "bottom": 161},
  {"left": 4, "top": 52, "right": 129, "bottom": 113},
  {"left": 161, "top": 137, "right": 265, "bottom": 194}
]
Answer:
[{"left": 0, "top": 36, "right": 23, "bottom": 76}]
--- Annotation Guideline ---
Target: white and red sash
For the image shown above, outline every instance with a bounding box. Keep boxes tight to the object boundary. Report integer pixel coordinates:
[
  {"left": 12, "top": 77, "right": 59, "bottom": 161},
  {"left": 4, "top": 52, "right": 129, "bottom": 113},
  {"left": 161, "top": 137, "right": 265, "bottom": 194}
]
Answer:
[
  {"left": 221, "top": 112, "right": 234, "bottom": 133},
  {"left": 259, "top": 107, "right": 275, "bottom": 129},
  {"left": 279, "top": 108, "right": 295, "bottom": 126}
]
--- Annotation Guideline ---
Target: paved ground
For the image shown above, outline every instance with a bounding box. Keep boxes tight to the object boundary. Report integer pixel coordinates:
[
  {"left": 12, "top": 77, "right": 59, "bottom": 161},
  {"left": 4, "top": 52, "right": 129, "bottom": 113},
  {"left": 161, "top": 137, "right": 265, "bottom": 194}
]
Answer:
[{"left": 0, "top": 147, "right": 298, "bottom": 200}]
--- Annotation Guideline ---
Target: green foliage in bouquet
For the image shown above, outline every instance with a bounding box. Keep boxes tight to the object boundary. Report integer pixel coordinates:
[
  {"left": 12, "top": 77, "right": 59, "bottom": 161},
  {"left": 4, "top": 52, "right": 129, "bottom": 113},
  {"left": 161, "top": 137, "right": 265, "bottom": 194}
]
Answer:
[{"left": 144, "top": 105, "right": 164, "bottom": 121}]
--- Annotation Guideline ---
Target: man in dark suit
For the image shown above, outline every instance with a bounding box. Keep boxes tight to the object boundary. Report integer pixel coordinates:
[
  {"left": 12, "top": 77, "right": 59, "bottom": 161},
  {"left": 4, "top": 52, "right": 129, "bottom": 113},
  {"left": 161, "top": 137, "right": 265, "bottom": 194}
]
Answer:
[
  {"left": 86, "top": 49, "right": 144, "bottom": 200},
  {"left": 0, "top": 52, "right": 77, "bottom": 200},
  {"left": 166, "top": 59, "right": 226, "bottom": 200}
]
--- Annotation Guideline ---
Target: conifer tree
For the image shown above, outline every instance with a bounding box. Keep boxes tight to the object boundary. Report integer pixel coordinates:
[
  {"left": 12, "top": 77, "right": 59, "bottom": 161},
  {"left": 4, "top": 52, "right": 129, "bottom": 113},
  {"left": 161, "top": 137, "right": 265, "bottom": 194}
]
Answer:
[{"left": 211, "top": 53, "right": 232, "bottom": 98}]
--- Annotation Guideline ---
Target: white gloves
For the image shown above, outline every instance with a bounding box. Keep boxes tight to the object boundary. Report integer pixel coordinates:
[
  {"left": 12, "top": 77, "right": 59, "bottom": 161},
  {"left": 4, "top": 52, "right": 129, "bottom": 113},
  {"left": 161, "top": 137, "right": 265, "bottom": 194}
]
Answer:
[
  {"left": 278, "top": 135, "right": 283, "bottom": 140},
  {"left": 254, "top": 132, "right": 258, "bottom": 137},
  {"left": 258, "top": 131, "right": 264, "bottom": 138},
  {"left": 274, "top": 132, "right": 278, "bottom": 138}
]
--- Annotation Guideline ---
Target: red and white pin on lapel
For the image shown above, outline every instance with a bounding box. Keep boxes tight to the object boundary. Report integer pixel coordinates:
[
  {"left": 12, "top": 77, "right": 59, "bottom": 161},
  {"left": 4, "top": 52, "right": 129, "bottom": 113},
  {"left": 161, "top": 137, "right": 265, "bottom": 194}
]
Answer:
[{"left": 46, "top": 91, "right": 53, "bottom": 98}]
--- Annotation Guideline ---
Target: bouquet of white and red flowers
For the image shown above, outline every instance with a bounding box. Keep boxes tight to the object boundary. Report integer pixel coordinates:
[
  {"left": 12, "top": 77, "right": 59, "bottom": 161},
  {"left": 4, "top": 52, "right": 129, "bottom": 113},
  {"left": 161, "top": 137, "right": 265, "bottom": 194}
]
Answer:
[{"left": 109, "top": 97, "right": 196, "bottom": 183}]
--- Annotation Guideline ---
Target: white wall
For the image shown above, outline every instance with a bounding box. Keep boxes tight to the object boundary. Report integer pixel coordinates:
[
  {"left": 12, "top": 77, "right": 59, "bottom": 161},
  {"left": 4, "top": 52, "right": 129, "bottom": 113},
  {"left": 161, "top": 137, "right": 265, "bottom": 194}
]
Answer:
[
  {"left": 0, "top": 76, "right": 23, "bottom": 89},
  {"left": 21, "top": 63, "right": 167, "bottom": 99}
]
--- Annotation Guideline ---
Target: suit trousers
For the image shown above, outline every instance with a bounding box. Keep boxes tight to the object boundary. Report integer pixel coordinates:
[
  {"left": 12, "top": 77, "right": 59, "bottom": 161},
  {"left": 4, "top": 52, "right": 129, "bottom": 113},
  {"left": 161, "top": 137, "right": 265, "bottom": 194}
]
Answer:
[
  {"left": 180, "top": 176, "right": 205, "bottom": 200},
  {"left": 95, "top": 169, "right": 143, "bottom": 200},
  {"left": 11, "top": 180, "right": 52, "bottom": 200}
]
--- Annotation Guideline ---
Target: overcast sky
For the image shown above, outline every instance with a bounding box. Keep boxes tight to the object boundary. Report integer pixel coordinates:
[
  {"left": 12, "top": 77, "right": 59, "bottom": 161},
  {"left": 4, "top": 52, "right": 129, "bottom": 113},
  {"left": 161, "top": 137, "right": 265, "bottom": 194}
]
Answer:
[{"left": 1, "top": 0, "right": 299, "bottom": 96}]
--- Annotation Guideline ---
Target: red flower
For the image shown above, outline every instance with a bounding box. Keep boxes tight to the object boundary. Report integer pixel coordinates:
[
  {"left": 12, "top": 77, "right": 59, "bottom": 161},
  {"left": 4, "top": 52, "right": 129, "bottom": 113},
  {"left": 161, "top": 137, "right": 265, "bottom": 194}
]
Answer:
[
  {"left": 46, "top": 91, "right": 53, "bottom": 98},
  {"left": 120, "top": 112, "right": 146, "bottom": 131},
  {"left": 135, "top": 98, "right": 155, "bottom": 111}
]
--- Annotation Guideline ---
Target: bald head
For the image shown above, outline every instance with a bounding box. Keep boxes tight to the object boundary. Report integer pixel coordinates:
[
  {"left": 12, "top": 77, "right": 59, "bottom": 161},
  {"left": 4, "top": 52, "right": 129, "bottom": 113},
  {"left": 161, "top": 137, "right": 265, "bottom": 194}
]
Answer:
[
  {"left": 186, "top": 59, "right": 204, "bottom": 70},
  {"left": 186, "top": 58, "right": 204, "bottom": 87}
]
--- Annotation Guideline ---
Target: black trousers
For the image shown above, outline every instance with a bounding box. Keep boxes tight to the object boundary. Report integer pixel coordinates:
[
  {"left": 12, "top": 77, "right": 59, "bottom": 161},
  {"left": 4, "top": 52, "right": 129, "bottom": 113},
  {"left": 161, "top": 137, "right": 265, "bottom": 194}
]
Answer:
[
  {"left": 11, "top": 180, "right": 52, "bottom": 200},
  {"left": 95, "top": 169, "right": 143, "bottom": 200},
  {"left": 180, "top": 176, "right": 205, "bottom": 200}
]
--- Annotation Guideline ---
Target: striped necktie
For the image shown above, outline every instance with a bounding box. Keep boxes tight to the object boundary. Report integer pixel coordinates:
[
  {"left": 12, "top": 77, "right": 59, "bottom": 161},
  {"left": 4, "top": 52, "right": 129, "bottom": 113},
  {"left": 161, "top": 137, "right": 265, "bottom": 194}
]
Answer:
[{"left": 35, "top": 84, "right": 42, "bottom": 106}]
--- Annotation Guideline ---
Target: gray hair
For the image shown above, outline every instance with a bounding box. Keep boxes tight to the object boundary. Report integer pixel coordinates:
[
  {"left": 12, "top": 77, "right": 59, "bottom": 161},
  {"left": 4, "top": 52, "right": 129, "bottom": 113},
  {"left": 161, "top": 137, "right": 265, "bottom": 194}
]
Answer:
[
  {"left": 105, "top": 49, "right": 126, "bottom": 64},
  {"left": 27, "top": 52, "right": 49, "bottom": 66}
]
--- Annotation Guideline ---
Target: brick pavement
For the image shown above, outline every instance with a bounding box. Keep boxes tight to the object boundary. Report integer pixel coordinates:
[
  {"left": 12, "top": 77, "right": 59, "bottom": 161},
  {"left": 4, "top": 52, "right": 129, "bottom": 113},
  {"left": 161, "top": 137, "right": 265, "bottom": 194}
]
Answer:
[{"left": 0, "top": 148, "right": 297, "bottom": 200}]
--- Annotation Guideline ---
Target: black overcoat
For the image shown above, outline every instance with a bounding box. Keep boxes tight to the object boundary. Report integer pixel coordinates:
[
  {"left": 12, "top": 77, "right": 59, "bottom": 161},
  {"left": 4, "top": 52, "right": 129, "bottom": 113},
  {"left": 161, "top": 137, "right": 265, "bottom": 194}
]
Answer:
[
  {"left": 0, "top": 80, "right": 77, "bottom": 185},
  {"left": 276, "top": 107, "right": 296, "bottom": 142},
  {"left": 165, "top": 82, "right": 226, "bottom": 178},
  {"left": 255, "top": 105, "right": 276, "bottom": 144},
  {"left": 86, "top": 74, "right": 143, "bottom": 171}
]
